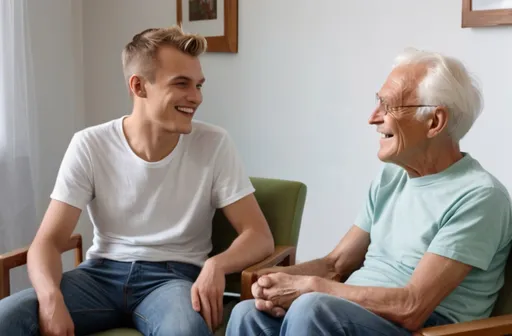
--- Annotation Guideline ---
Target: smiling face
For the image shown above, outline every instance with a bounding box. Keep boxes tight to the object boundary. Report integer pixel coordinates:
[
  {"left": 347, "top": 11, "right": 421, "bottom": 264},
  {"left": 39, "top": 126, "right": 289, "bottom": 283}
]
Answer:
[
  {"left": 369, "top": 64, "right": 432, "bottom": 163},
  {"left": 131, "top": 45, "right": 205, "bottom": 134}
]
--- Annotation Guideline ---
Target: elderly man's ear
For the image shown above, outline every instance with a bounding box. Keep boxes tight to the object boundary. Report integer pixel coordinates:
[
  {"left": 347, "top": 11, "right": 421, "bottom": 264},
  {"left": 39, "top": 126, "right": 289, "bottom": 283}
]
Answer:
[{"left": 427, "top": 107, "right": 449, "bottom": 138}]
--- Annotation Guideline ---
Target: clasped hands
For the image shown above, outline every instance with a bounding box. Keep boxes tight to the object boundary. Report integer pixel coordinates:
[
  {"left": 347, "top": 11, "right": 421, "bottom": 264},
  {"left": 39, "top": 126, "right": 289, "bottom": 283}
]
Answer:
[
  {"left": 190, "top": 261, "right": 316, "bottom": 331},
  {"left": 251, "top": 271, "right": 315, "bottom": 318}
]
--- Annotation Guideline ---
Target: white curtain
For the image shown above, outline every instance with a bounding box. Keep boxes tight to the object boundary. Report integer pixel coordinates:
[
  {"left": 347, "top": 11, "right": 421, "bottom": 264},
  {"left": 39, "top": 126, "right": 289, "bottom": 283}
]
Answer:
[{"left": 0, "top": 0, "right": 40, "bottom": 293}]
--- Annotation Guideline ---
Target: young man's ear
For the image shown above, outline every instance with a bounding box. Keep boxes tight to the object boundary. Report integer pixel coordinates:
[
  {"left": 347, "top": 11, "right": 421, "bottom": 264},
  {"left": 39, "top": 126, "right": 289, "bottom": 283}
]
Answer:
[
  {"left": 129, "top": 75, "right": 147, "bottom": 98},
  {"left": 427, "top": 106, "right": 448, "bottom": 138}
]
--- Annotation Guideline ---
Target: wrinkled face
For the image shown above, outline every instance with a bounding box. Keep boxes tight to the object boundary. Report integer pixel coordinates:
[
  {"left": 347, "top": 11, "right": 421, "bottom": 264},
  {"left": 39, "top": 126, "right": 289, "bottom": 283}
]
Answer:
[
  {"left": 132, "top": 46, "right": 205, "bottom": 134},
  {"left": 369, "top": 64, "right": 432, "bottom": 163}
]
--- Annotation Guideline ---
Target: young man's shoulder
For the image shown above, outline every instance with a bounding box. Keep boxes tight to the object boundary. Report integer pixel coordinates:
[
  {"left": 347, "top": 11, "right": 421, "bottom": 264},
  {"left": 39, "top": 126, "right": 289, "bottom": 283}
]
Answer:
[
  {"left": 190, "top": 120, "right": 228, "bottom": 136},
  {"left": 69, "top": 117, "right": 122, "bottom": 150},
  {"left": 187, "top": 120, "right": 231, "bottom": 147}
]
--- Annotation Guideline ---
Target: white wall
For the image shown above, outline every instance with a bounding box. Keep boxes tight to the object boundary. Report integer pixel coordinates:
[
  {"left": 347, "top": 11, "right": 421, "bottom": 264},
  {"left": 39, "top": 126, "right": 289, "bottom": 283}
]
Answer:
[
  {"left": 82, "top": 0, "right": 512, "bottom": 262},
  {"left": 28, "top": 0, "right": 85, "bottom": 219},
  {"left": 6, "top": 0, "right": 85, "bottom": 293},
  {"left": 83, "top": 0, "right": 178, "bottom": 127},
  {"left": 26, "top": 0, "right": 85, "bottom": 276}
]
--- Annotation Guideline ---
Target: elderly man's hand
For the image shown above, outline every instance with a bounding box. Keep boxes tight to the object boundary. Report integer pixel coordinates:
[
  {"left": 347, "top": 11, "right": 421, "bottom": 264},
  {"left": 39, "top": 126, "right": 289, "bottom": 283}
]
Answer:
[{"left": 252, "top": 272, "right": 315, "bottom": 318}]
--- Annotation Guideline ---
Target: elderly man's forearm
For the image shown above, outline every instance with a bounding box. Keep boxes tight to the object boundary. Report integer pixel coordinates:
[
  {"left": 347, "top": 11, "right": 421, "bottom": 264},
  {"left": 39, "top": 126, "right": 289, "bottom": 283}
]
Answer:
[
  {"left": 209, "top": 230, "right": 274, "bottom": 274},
  {"left": 311, "top": 277, "right": 423, "bottom": 330},
  {"left": 266, "top": 257, "right": 339, "bottom": 279}
]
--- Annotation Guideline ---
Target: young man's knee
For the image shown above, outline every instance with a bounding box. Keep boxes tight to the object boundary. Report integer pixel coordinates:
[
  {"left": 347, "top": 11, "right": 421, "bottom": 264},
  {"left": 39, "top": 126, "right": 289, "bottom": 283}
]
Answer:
[
  {"left": 155, "top": 309, "right": 211, "bottom": 336},
  {"left": 0, "top": 289, "right": 39, "bottom": 334}
]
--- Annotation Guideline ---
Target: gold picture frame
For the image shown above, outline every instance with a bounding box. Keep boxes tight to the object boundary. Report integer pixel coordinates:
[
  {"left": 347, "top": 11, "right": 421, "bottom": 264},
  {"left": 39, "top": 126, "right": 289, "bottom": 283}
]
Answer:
[
  {"left": 462, "top": 0, "right": 512, "bottom": 27},
  {"left": 177, "top": 0, "right": 238, "bottom": 53}
]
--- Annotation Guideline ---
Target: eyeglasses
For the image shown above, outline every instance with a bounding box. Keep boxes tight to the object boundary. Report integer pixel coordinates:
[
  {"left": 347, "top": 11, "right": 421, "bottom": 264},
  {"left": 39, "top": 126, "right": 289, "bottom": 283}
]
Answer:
[{"left": 375, "top": 93, "right": 438, "bottom": 115}]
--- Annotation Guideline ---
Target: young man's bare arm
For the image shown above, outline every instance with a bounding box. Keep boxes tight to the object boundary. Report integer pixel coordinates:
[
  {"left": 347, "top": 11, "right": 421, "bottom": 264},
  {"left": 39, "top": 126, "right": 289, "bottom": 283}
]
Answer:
[
  {"left": 191, "top": 193, "right": 274, "bottom": 331},
  {"left": 257, "top": 225, "right": 370, "bottom": 280},
  {"left": 27, "top": 200, "right": 81, "bottom": 303},
  {"left": 208, "top": 194, "right": 274, "bottom": 273}
]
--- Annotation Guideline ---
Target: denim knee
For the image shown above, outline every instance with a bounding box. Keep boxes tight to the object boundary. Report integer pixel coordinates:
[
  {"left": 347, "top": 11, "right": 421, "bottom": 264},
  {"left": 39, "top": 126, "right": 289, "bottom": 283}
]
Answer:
[
  {"left": 286, "top": 292, "right": 337, "bottom": 322},
  {"left": 0, "top": 288, "right": 39, "bottom": 335},
  {"left": 152, "top": 308, "right": 211, "bottom": 336},
  {"left": 230, "top": 299, "right": 257, "bottom": 321},
  {"left": 226, "top": 299, "right": 260, "bottom": 335}
]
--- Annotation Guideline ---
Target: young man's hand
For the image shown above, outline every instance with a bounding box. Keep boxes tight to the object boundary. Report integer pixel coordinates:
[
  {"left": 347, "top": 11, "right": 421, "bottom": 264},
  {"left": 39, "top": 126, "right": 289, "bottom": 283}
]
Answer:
[
  {"left": 38, "top": 291, "right": 75, "bottom": 336},
  {"left": 191, "top": 258, "right": 226, "bottom": 332}
]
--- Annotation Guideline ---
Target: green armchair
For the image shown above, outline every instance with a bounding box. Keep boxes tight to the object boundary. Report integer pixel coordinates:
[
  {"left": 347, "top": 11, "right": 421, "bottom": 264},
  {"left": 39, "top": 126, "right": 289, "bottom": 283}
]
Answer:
[
  {"left": 412, "top": 254, "right": 512, "bottom": 336},
  {"left": 0, "top": 176, "right": 307, "bottom": 336}
]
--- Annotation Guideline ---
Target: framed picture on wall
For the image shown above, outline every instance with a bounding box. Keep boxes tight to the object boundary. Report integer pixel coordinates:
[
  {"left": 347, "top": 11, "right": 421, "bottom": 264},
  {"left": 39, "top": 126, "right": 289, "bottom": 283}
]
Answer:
[
  {"left": 462, "top": 0, "right": 512, "bottom": 27},
  {"left": 177, "top": 0, "right": 238, "bottom": 53}
]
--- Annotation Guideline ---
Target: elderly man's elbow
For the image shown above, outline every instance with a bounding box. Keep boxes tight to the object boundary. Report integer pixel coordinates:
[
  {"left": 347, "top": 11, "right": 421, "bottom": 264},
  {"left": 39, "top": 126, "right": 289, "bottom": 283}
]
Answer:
[
  {"left": 393, "top": 290, "right": 429, "bottom": 331},
  {"left": 399, "top": 305, "right": 433, "bottom": 332},
  {"left": 393, "top": 308, "right": 422, "bottom": 331},
  {"left": 401, "top": 316, "right": 425, "bottom": 333}
]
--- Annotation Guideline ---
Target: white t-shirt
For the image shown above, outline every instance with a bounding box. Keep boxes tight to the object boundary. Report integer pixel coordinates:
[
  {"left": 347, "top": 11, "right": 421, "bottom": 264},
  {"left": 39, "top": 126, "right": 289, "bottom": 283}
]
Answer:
[{"left": 50, "top": 116, "right": 255, "bottom": 266}]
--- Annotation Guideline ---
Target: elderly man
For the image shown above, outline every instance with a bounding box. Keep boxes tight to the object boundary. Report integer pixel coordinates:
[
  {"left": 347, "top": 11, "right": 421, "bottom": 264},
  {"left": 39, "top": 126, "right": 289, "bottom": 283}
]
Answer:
[{"left": 226, "top": 49, "right": 512, "bottom": 335}]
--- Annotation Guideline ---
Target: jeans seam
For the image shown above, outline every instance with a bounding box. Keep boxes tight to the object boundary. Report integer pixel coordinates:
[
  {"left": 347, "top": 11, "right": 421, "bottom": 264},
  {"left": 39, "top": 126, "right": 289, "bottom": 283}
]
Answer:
[
  {"left": 309, "top": 296, "right": 403, "bottom": 336},
  {"left": 236, "top": 304, "right": 277, "bottom": 336},
  {"left": 337, "top": 321, "right": 406, "bottom": 336},
  {"left": 123, "top": 261, "right": 136, "bottom": 311},
  {"left": 29, "top": 322, "right": 38, "bottom": 336},
  {"left": 134, "top": 311, "right": 152, "bottom": 336},
  {"left": 257, "top": 327, "right": 277, "bottom": 336},
  {"left": 69, "top": 308, "right": 117, "bottom": 313}
]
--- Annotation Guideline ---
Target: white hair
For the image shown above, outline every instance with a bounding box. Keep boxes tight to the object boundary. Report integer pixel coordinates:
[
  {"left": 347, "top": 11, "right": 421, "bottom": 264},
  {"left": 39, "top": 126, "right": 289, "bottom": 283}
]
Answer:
[{"left": 392, "top": 48, "right": 483, "bottom": 142}]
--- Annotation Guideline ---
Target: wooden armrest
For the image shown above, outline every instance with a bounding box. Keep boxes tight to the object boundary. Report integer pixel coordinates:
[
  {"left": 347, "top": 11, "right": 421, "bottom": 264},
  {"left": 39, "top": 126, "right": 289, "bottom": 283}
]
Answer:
[
  {"left": 415, "top": 314, "right": 512, "bottom": 336},
  {"left": 0, "top": 233, "right": 83, "bottom": 299},
  {"left": 240, "top": 245, "right": 296, "bottom": 300}
]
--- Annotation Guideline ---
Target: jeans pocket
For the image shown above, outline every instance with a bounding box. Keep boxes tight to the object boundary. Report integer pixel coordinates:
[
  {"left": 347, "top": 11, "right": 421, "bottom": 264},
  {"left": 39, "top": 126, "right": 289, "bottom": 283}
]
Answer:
[
  {"left": 78, "top": 258, "right": 105, "bottom": 269},
  {"left": 166, "top": 261, "right": 201, "bottom": 282}
]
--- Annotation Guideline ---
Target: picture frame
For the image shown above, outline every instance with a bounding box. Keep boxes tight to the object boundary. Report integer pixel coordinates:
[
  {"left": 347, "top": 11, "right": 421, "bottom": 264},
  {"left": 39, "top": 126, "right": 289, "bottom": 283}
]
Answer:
[
  {"left": 462, "top": 0, "right": 512, "bottom": 27},
  {"left": 177, "top": 0, "right": 238, "bottom": 53}
]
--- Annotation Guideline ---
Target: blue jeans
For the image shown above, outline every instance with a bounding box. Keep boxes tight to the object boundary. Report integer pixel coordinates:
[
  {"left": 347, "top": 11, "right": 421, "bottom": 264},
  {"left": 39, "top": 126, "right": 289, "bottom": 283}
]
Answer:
[
  {"left": 0, "top": 258, "right": 212, "bottom": 336},
  {"left": 226, "top": 292, "right": 452, "bottom": 336}
]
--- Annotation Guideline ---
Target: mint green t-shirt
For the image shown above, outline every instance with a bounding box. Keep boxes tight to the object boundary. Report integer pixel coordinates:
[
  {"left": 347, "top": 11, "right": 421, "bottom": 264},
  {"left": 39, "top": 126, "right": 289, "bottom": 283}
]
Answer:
[{"left": 346, "top": 153, "right": 512, "bottom": 323}]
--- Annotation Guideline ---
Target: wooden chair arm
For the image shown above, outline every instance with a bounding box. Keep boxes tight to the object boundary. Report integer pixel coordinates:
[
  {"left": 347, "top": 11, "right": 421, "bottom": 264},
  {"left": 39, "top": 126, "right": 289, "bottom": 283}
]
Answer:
[
  {"left": 0, "top": 233, "right": 83, "bottom": 299},
  {"left": 240, "top": 245, "right": 296, "bottom": 300},
  {"left": 414, "top": 314, "right": 512, "bottom": 336}
]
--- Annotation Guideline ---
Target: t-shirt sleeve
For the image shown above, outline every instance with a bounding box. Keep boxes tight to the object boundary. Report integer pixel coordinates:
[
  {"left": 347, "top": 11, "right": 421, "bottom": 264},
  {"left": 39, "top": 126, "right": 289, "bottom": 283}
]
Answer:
[
  {"left": 211, "top": 132, "right": 255, "bottom": 208},
  {"left": 354, "top": 176, "right": 380, "bottom": 233},
  {"left": 427, "top": 187, "right": 512, "bottom": 271},
  {"left": 50, "top": 133, "right": 94, "bottom": 210}
]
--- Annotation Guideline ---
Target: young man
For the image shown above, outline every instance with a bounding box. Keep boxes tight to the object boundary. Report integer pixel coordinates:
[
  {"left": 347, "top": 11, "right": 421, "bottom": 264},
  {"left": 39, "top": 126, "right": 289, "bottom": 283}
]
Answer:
[
  {"left": 227, "top": 49, "right": 512, "bottom": 335},
  {"left": 0, "top": 26, "right": 274, "bottom": 336}
]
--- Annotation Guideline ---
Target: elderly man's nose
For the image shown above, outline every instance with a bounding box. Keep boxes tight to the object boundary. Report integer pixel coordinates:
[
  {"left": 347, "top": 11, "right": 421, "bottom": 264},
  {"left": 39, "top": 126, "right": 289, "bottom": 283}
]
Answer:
[{"left": 369, "top": 107, "right": 384, "bottom": 124}]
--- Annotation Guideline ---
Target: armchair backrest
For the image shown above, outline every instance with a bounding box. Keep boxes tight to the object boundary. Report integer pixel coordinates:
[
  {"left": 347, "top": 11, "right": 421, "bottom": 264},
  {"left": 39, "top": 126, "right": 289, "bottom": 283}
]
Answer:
[
  {"left": 210, "top": 176, "right": 307, "bottom": 293},
  {"left": 491, "top": 253, "right": 512, "bottom": 316}
]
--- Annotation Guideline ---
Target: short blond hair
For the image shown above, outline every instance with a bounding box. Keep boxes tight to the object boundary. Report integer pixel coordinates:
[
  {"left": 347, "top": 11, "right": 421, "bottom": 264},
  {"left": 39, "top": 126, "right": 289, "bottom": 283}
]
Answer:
[{"left": 121, "top": 25, "right": 207, "bottom": 85}]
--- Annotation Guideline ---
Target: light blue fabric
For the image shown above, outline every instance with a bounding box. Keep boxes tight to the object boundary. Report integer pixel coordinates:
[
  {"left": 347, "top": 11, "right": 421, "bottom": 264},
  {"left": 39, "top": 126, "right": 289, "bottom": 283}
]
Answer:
[
  {"left": 347, "top": 153, "right": 512, "bottom": 324},
  {"left": 0, "top": 259, "right": 212, "bottom": 336},
  {"left": 226, "top": 293, "right": 451, "bottom": 335}
]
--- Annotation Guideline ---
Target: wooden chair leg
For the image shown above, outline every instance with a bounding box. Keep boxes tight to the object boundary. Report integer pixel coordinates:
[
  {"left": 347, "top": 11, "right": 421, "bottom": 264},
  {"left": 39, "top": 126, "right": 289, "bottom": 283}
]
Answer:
[
  {"left": 0, "top": 259, "right": 10, "bottom": 300},
  {"left": 73, "top": 235, "right": 83, "bottom": 267}
]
